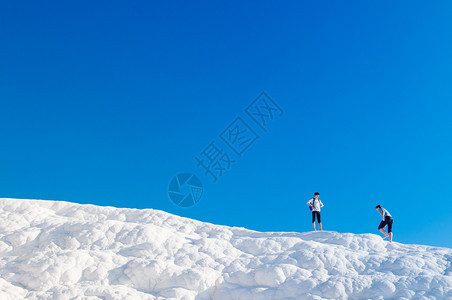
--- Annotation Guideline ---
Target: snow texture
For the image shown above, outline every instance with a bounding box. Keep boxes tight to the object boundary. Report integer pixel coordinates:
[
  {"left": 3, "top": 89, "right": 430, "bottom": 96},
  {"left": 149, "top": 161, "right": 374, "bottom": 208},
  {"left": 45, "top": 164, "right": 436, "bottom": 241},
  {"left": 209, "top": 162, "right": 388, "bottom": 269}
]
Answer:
[{"left": 0, "top": 198, "right": 451, "bottom": 299}]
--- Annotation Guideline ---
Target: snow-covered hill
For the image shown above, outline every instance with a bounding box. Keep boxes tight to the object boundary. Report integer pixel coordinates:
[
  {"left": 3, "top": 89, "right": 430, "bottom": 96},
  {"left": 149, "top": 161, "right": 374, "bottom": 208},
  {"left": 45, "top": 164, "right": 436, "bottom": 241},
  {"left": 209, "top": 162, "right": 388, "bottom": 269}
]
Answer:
[{"left": 0, "top": 198, "right": 451, "bottom": 299}]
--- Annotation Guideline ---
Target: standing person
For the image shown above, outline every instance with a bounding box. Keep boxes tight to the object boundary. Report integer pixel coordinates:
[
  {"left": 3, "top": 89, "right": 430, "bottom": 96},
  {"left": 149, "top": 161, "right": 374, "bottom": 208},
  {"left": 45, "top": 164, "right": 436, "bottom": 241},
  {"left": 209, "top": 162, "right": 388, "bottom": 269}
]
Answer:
[
  {"left": 376, "top": 205, "right": 394, "bottom": 242},
  {"left": 307, "top": 192, "right": 324, "bottom": 231}
]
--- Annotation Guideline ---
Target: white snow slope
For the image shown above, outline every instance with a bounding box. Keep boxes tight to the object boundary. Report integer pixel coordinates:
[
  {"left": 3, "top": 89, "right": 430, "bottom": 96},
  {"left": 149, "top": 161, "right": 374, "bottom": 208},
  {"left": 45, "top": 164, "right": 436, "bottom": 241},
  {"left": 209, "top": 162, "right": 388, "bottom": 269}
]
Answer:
[{"left": 0, "top": 199, "right": 451, "bottom": 300}]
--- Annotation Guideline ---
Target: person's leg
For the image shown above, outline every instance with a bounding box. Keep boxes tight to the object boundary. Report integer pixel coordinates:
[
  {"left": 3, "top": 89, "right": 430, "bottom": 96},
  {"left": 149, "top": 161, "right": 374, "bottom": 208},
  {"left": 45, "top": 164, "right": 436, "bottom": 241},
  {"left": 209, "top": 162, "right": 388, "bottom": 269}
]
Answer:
[
  {"left": 317, "top": 212, "right": 322, "bottom": 231},
  {"left": 379, "top": 227, "right": 388, "bottom": 238},
  {"left": 312, "top": 212, "right": 316, "bottom": 231},
  {"left": 378, "top": 219, "right": 389, "bottom": 238},
  {"left": 388, "top": 219, "right": 393, "bottom": 242}
]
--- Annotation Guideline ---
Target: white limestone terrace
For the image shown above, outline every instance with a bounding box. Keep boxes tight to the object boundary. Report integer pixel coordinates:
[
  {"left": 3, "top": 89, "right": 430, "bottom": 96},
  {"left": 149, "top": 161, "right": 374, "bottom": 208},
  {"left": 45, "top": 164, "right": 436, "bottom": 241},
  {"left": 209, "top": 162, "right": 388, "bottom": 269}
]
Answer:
[{"left": 0, "top": 198, "right": 451, "bottom": 299}]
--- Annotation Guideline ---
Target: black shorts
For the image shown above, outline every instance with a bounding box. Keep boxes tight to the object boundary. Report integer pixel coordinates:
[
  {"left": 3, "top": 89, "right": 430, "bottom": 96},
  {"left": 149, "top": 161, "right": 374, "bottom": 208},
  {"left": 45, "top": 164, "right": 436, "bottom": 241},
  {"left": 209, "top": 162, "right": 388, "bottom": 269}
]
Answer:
[
  {"left": 312, "top": 211, "right": 321, "bottom": 223},
  {"left": 378, "top": 216, "right": 394, "bottom": 233}
]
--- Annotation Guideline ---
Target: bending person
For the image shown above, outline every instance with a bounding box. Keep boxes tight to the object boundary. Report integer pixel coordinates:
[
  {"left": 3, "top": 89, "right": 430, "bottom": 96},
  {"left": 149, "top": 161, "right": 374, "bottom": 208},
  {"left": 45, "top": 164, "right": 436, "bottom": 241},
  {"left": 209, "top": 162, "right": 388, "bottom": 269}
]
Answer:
[{"left": 376, "top": 205, "right": 394, "bottom": 242}]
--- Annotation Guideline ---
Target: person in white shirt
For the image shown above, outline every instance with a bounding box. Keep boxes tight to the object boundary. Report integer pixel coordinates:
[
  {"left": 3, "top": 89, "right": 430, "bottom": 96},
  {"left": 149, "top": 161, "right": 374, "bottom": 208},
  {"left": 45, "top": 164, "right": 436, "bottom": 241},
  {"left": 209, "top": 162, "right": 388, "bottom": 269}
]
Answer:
[
  {"left": 376, "top": 205, "right": 394, "bottom": 242},
  {"left": 307, "top": 192, "right": 324, "bottom": 231}
]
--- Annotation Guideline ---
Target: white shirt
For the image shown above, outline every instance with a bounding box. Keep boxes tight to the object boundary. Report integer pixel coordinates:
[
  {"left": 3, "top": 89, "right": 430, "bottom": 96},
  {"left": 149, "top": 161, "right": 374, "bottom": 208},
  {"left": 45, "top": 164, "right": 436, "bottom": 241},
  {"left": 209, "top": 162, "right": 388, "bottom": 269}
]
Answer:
[
  {"left": 308, "top": 198, "right": 323, "bottom": 212},
  {"left": 381, "top": 208, "right": 392, "bottom": 217}
]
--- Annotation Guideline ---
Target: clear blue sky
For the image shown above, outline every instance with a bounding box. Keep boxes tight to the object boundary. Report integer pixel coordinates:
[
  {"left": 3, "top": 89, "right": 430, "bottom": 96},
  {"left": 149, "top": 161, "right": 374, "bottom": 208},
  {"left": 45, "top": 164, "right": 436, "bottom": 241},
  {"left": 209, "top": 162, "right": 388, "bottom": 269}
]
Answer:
[{"left": 1, "top": 1, "right": 451, "bottom": 248}]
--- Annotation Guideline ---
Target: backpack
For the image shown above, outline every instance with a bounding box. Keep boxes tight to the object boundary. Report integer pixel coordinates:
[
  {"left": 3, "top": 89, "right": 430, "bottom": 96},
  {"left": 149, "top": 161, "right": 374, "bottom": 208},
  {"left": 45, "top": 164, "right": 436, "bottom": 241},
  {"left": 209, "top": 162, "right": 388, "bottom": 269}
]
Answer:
[{"left": 309, "top": 197, "right": 316, "bottom": 211}]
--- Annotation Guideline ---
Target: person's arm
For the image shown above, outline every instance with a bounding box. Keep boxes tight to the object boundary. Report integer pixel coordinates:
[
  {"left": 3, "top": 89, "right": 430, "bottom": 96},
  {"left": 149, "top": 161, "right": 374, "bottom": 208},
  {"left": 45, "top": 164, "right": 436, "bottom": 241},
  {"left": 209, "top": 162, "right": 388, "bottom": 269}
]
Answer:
[
  {"left": 320, "top": 201, "right": 324, "bottom": 208},
  {"left": 381, "top": 209, "right": 385, "bottom": 220},
  {"left": 307, "top": 200, "right": 313, "bottom": 208}
]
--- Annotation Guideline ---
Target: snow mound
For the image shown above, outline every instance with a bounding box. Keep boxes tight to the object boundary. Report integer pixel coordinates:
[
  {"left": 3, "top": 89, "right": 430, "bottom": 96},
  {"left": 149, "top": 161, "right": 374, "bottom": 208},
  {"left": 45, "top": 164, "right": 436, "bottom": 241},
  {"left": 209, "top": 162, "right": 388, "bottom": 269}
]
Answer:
[{"left": 0, "top": 198, "right": 451, "bottom": 299}]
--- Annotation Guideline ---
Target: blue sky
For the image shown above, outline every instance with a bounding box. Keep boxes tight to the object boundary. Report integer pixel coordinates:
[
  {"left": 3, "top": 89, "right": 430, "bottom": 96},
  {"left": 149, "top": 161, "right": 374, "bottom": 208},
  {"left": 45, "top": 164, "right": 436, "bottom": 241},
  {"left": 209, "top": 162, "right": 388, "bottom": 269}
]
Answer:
[{"left": 1, "top": 1, "right": 451, "bottom": 248}]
